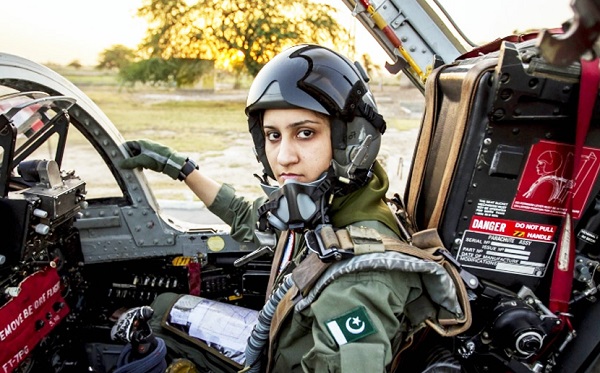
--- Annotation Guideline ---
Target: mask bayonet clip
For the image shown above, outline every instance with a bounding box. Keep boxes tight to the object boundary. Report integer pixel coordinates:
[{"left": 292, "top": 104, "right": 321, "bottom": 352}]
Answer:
[
  {"left": 234, "top": 230, "right": 277, "bottom": 267},
  {"left": 306, "top": 224, "right": 354, "bottom": 262}
]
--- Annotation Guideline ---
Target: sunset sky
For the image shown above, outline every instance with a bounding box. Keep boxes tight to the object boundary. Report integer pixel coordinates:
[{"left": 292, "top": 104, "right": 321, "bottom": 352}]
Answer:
[
  {"left": 1, "top": 0, "right": 572, "bottom": 67},
  {"left": 2, "top": 0, "right": 146, "bottom": 66}
]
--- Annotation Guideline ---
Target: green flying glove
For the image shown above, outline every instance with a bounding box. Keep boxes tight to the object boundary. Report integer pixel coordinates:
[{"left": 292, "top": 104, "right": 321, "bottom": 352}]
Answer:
[{"left": 120, "top": 139, "right": 188, "bottom": 180}]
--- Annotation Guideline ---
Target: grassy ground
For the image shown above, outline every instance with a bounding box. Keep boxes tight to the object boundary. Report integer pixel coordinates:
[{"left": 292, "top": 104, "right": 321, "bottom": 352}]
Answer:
[
  {"left": 55, "top": 67, "right": 424, "bottom": 201},
  {"left": 56, "top": 67, "right": 248, "bottom": 152},
  {"left": 82, "top": 87, "right": 248, "bottom": 153},
  {"left": 58, "top": 67, "right": 421, "bottom": 149}
]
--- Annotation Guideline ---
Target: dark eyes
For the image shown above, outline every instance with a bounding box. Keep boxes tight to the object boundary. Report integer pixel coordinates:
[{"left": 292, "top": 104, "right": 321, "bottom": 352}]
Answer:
[
  {"left": 264, "top": 129, "right": 314, "bottom": 141},
  {"left": 266, "top": 131, "right": 280, "bottom": 141},
  {"left": 298, "top": 129, "right": 314, "bottom": 139}
]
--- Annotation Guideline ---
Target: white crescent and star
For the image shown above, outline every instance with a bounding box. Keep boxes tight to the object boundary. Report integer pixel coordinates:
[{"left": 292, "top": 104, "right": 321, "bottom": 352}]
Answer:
[{"left": 345, "top": 316, "right": 365, "bottom": 334}]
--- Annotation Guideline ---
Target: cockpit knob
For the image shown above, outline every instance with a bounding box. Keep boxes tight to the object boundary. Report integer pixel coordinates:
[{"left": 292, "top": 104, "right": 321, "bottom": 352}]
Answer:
[
  {"left": 33, "top": 208, "right": 48, "bottom": 218},
  {"left": 35, "top": 223, "right": 50, "bottom": 235}
]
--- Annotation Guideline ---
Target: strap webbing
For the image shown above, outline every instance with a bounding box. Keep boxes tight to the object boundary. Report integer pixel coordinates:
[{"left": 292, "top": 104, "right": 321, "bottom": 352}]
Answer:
[
  {"left": 264, "top": 230, "right": 290, "bottom": 301},
  {"left": 549, "top": 57, "right": 600, "bottom": 314}
]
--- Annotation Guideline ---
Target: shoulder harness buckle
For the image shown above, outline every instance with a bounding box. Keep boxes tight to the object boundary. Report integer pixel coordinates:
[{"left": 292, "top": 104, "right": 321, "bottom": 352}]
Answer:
[{"left": 305, "top": 224, "right": 386, "bottom": 262}]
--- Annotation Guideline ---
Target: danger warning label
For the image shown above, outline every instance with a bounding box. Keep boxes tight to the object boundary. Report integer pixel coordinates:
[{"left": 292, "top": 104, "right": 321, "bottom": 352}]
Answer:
[
  {"left": 457, "top": 230, "right": 555, "bottom": 277},
  {"left": 512, "top": 140, "right": 600, "bottom": 219},
  {"left": 469, "top": 216, "right": 556, "bottom": 242}
]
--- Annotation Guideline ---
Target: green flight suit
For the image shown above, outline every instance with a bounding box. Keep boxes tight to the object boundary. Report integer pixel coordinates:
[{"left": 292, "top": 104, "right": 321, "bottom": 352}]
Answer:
[{"left": 207, "top": 162, "right": 424, "bottom": 372}]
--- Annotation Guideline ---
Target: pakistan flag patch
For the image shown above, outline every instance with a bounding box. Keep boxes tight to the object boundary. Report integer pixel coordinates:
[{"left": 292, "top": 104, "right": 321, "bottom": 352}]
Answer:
[{"left": 326, "top": 306, "right": 376, "bottom": 346}]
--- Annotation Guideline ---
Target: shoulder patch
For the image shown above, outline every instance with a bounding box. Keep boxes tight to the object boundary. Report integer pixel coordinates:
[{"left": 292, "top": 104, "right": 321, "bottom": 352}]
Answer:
[{"left": 326, "top": 306, "right": 376, "bottom": 346}]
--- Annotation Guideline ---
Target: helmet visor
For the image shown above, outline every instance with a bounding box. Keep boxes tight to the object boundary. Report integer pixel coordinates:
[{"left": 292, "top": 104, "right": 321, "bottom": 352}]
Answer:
[{"left": 246, "top": 44, "right": 365, "bottom": 118}]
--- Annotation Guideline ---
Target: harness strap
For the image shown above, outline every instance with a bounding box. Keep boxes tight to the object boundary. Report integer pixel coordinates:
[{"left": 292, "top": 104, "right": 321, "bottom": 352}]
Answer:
[
  {"left": 265, "top": 285, "right": 297, "bottom": 373},
  {"left": 549, "top": 57, "right": 600, "bottom": 314},
  {"left": 264, "top": 230, "right": 290, "bottom": 301},
  {"left": 291, "top": 252, "right": 332, "bottom": 295}
]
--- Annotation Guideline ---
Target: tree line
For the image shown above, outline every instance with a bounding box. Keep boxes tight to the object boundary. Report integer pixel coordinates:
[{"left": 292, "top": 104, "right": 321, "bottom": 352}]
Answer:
[{"left": 97, "top": 0, "right": 348, "bottom": 88}]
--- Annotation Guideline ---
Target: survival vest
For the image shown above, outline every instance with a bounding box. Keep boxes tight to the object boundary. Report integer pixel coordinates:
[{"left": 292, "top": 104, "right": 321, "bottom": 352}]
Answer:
[{"left": 260, "top": 225, "right": 472, "bottom": 372}]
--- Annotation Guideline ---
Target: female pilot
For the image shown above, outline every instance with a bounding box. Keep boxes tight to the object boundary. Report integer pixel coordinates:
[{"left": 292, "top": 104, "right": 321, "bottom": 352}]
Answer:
[{"left": 120, "top": 44, "right": 430, "bottom": 372}]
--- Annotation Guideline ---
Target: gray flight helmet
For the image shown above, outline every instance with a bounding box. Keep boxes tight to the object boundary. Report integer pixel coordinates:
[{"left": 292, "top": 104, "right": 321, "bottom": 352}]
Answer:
[{"left": 245, "top": 44, "right": 386, "bottom": 191}]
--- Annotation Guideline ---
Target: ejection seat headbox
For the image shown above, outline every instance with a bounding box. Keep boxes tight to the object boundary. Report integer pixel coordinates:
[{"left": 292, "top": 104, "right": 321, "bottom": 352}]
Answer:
[{"left": 404, "top": 39, "right": 599, "bottom": 292}]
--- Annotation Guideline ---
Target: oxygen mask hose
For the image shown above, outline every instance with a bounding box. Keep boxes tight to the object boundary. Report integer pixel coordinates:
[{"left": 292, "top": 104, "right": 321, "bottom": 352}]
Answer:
[{"left": 243, "top": 275, "right": 294, "bottom": 373}]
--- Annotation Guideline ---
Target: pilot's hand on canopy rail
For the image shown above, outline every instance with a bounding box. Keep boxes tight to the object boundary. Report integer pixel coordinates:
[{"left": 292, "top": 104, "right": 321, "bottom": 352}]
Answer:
[{"left": 120, "top": 139, "right": 193, "bottom": 180}]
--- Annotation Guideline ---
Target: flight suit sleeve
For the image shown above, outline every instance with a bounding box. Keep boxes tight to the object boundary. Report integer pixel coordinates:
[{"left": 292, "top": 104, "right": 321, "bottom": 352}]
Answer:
[
  {"left": 300, "top": 270, "right": 422, "bottom": 372},
  {"left": 207, "top": 183, "right": 266, "bottom": 243}
]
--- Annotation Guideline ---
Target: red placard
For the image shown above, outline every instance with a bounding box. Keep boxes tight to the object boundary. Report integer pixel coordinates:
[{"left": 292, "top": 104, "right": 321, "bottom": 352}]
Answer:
[
  {"left": 0, "top": 267, "right": 70, "bottom": 373},
  {"left": 512, "top": 140, "right": 600, "bottom": 218}
]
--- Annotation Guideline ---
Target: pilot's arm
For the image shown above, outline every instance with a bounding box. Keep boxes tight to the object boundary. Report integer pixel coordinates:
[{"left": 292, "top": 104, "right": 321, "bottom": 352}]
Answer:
[
  {"left": 184, "top": 168, "right": 221, "bottom": 206},
  {"left": 119, "top": 138, "right": 264, "bottom": 243},
  {"left": 119, "top": 139, "right": 221, "bottom": 207}
]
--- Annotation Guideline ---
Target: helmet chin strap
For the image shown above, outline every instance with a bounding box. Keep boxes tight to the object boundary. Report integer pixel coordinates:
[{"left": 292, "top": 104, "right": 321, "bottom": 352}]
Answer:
[{"left": 257, "top": 172, "right": 333, "bottom": 232}]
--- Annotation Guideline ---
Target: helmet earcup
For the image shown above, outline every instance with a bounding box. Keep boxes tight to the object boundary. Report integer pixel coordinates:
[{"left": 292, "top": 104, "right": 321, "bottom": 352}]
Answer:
[{"left": 331, "top": 116, "right": 382, "bottom": 181}]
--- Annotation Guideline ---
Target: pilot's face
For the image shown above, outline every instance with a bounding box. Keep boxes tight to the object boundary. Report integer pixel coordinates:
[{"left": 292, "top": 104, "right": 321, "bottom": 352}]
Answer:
[{"left": 263, "top": 108, "right": 332, "bottom": 185}]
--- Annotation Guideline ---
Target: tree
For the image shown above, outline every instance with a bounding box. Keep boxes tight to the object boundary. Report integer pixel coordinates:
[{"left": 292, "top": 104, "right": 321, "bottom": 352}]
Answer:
[
  {"left": 97, "top": 45, "right": 136, "bottom": 70},
  {"left": 118, "top": 57, "right": 213, "bottom": 87},
  {"left": 68, "top": 60, "right": 82, "bottom": 69},
  {"left": 137, "top": 0, "right": 347, "bottom": 79}
]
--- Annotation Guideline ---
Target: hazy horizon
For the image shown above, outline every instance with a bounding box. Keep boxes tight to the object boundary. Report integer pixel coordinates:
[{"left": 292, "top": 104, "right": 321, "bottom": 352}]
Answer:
[{"left": 1, "top": 0, "right": 573, "bottom": 67}]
